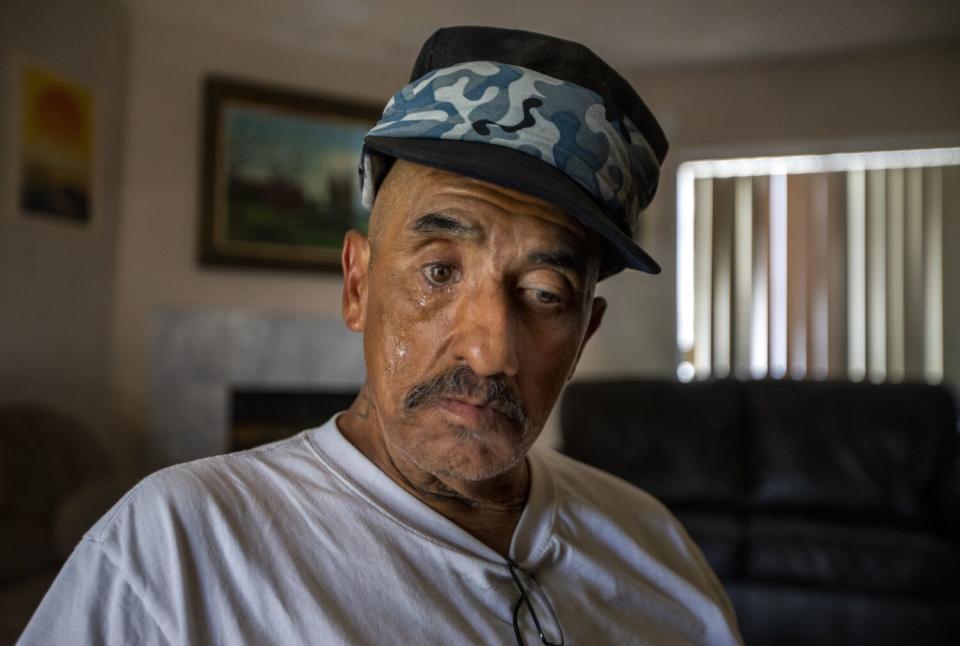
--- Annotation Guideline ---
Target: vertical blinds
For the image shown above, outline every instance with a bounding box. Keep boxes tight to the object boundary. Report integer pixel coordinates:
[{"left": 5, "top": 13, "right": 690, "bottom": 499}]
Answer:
[{"left": 676, "top": 148, "right": 960, "bottom": 383}]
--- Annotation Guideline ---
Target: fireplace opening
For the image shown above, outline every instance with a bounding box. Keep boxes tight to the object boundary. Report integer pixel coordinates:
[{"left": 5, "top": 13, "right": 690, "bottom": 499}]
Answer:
[{"left": 231, "top": 389, "right": 358, "bottom": 451}]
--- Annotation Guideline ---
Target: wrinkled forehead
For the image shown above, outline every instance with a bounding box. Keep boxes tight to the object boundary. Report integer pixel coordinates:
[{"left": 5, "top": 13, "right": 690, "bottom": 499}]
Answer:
[{"left": 379, "top": 161, "right": 600, "bottom": 258}]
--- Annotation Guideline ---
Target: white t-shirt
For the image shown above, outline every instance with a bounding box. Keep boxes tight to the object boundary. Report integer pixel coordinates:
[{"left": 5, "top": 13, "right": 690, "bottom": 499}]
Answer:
[{"left": 19, "top": 416, "right": 742, "bottom": 645}]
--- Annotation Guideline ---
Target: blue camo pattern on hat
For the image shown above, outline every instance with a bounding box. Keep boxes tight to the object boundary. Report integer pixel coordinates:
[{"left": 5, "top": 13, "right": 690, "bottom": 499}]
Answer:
[{"left": 359, "top": 61, "right": 661, "bottom": 238}]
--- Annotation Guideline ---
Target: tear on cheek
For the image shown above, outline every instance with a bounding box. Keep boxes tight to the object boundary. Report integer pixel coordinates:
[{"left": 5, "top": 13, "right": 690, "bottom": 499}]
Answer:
[
  {"left": 380, "top": 330, "right": 397, "bottom": 369},
  {"left": 385, "top": 340, "right": 410, "bottom": 375}
]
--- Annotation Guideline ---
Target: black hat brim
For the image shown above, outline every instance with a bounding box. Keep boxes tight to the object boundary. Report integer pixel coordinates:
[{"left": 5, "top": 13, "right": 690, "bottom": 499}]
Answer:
[{"left": 364, "top": 136, "right": 661, "bottom": 276}]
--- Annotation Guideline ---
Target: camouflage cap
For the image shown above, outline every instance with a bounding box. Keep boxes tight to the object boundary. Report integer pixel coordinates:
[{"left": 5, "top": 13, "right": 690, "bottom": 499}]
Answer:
[{"left": 359, "top": 26, "right": 668, "bottom": 277}]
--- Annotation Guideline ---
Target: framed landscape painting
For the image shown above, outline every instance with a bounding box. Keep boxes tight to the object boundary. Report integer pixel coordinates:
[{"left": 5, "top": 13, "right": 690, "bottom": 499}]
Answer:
[{"left": 199, "top": 77, "right": 382, "bottom": 271}]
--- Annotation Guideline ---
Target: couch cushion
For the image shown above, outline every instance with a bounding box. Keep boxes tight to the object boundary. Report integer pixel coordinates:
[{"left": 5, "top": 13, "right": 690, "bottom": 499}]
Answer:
[
  {"left": 747, "top": 518, "right": 960, "bottom": 595},
  {"left": 746, "top": 380, "right": 957, "bottom": 521},
  {"left": 561, "top": 380, "right": 746, "bottom": 506},
  {"left": 0, "top": 516, "right": 55, "bottom": 586},
  {"left": 727, "top": 581, "right": 960, "bottom": 646},
  {"left": 672, "top": 511, "right": 744, "bottom": 579},
  {"left": 0, "top": 569, "right": 58, "bottom": 644},
  {"left": 0, "top": 406, "right": 112, "bottom": 522}
]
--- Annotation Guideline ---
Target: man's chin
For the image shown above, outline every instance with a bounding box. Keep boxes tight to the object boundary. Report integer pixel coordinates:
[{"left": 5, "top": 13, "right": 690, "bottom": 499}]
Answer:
[
  {"left": 409, "top": 420, "right": 531, "bottom": 482},
  {"left": 388, "top": 401, "right": 534, "bottom": 480},
  {"left": 449, "top": 447, "right": 526, "bottom": 482}
]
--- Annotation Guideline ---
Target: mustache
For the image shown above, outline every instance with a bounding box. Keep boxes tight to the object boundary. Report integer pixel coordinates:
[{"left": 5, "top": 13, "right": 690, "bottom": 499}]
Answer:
[{"left": 402, "top": 365, "right": 529, "bottom": 431}]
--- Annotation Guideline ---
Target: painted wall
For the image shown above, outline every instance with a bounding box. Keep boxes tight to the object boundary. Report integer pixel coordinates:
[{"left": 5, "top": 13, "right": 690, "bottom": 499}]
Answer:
[
  {"left": 108, "top": 4, "right": 409, "bottom": 466},
  {"left": 6, "top": 1, "right": 957, "bottom": 467},
  {"left": 578, "top": 40, "right": 960, "bottom": 384},
  {"left": 0, "top": 0, "right": 127, "bottom": 452}
]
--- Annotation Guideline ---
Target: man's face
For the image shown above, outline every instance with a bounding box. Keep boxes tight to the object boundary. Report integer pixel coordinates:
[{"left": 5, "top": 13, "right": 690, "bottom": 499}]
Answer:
[{"left": 342, "top": 160, "right": 606, "bottom": 484}]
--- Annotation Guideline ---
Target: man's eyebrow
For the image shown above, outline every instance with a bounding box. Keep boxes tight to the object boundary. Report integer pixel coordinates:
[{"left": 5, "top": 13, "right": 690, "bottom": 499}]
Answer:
[
  {"left": 528, "top": 248, "right": 588, "bottom": 279},
  {"left": 409, "top": 212, "right": 588, "bottom": 276},
  {"left": 409, "top": 213, "right": 483, "bottom": 240}
]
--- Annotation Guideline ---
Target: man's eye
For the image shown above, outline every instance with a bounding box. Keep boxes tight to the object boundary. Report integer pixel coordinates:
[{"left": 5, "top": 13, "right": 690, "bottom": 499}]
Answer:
[
  {"left": 422, "top": 263, "right": 458, "bottom": 286},
  {"left": 531, "top": 289, "right": 562, "bottom": 305}
]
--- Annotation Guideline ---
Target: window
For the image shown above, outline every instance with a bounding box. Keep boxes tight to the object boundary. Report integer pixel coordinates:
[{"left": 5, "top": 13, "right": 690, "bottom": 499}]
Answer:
[{"left": 676, "top": 147, "right": 960, "bottom": 383}]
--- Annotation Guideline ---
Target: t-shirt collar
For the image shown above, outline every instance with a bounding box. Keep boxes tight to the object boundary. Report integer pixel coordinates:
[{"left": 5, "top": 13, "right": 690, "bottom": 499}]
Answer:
[{"left": 306, "top": 414, "right": 558, "bottom": 566}]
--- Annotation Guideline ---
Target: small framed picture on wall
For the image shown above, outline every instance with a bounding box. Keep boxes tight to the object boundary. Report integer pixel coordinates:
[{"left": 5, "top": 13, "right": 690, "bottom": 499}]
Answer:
[{"left": 18, "top": 63, "right": 94, "bottom": 227}]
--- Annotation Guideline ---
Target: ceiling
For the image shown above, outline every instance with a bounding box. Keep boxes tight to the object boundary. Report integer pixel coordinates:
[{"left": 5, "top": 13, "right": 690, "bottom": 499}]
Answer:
[{"left": 132, "top": 0, "right": 960, "bottom": 73}]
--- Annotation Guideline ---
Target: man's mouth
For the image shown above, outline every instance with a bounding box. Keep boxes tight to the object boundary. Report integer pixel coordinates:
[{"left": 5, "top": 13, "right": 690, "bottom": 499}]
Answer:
[
  {"left": 437, "top": 396, "right": 499, "bottom": 428},
  {"left": 445, "top": 394, "right": 489, "bottom": 408}
]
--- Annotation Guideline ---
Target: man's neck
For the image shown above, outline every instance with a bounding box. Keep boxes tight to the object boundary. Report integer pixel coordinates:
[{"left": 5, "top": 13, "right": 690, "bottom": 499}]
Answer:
[{"left": 336, "top": 391, "right": 529, "bottom": 559}]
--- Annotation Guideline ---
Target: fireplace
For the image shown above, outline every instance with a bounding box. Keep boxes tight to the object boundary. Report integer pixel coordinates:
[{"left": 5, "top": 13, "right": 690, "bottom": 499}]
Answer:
[
  {"left": 150, "top": 307, "right": 365, "bottom": 468},
  {"left": 230, "top": 388, "right": 358, "bottom": 451}
]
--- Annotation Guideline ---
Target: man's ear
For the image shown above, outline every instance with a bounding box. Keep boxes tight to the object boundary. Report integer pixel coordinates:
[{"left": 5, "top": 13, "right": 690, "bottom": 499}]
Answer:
[
  {"left": 569, "top": 296, "right": 607, "bottom": 379},
  {"left": 341, "top": 229, "right": 371, "bottom": 332}
]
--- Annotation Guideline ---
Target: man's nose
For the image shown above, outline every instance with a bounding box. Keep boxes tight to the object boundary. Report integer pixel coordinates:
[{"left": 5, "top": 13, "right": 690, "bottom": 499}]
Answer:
[{"left": 451, "top": 282, "right": 520, "bottom": 378}]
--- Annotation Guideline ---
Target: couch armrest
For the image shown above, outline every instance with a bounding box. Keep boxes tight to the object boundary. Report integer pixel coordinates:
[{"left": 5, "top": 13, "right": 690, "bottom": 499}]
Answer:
[{"left": 51, "top": 479, "right": 132, "bottom": 561}]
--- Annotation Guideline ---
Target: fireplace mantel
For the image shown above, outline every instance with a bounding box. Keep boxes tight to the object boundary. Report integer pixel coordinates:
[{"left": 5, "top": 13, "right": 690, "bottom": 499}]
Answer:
[{"left": 150, "top": 307, "right": 365, "bottom": 469}]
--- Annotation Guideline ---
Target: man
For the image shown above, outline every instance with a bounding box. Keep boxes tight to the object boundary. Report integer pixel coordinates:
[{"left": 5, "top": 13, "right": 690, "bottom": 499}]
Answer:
[{"left": 20, "top": 26, "right": 741, "bottom": 645}]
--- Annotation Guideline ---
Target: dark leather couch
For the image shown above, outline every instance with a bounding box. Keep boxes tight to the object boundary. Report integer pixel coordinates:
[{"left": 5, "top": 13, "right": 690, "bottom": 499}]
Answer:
[
  {"left": 0, "top": 405, "right": 126, "bottom": 644},
  {"left": 560, "top": 379, "right": 960, "bottom": 645}
]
